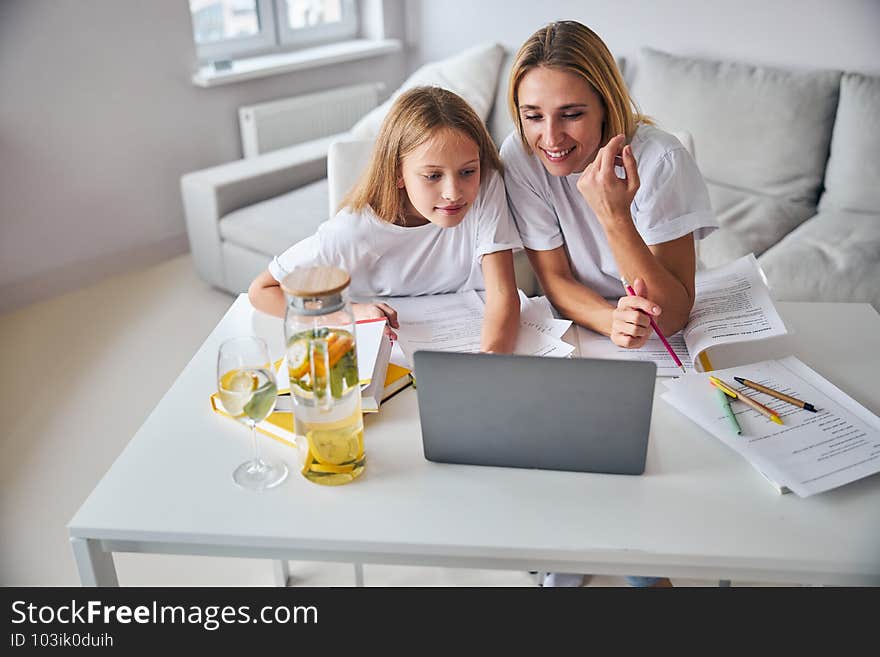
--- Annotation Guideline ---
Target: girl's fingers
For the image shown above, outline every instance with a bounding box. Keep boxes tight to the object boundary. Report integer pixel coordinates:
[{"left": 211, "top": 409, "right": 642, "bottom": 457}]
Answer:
[{"left": 375, "top": 302, "right": 399, "bottom": 328}]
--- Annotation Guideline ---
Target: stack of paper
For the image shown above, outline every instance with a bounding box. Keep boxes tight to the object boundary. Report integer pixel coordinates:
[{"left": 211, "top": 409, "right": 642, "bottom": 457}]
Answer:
[
  {"left": 661, "top": 357, "right": 880, "bottom": 497},
  {"left": 389, "top": 290, "right": 574, "bottom": 367}
]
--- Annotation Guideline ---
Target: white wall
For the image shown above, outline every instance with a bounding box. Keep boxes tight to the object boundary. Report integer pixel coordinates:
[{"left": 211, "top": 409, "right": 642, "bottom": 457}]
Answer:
[
  {"left": 2, "top": 1, "right": 878, "bottom": 314},
  {"left": 406, "top": 0, "right": 880, "bottom": 75},
  {"left": 0, "top": 0, "right": 406, "bottom": 313}
]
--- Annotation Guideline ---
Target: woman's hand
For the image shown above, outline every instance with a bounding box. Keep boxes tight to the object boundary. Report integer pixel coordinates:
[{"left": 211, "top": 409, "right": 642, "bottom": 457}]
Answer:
[
  {"left": 610, "top": 278, "right": 661, "bottom": 349},
  {"left": 352, "top": 302, "right": 400, "bottom": 340},
  {"left": 576, "top": 134, "right": 640, "bottom": 228}
]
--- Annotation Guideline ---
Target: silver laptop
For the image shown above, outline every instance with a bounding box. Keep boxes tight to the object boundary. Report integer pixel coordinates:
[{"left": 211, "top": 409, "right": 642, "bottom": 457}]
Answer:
[{"left": 413, "top": 351, "right": 656, "bottom": 475}]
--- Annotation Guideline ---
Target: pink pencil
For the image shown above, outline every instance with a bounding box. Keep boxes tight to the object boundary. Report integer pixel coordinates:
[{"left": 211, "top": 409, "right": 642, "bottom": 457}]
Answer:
[{"left": 621, "top": 277, "right": 687, "bottom": 375}]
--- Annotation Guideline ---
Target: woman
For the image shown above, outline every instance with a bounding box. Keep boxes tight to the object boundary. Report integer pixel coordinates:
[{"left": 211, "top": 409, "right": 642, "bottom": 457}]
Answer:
[
  {"left": 501, "top": 21, "right": 718, "bottom": 587},
  {"left": 501, "top": 20, "right": 716, "bottom": 351}
]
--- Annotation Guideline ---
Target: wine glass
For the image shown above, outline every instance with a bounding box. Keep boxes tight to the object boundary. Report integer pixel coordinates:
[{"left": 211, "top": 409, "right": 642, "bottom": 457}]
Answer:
[{"left": 217, "top": 336, "right": 288, "bottom": 491}]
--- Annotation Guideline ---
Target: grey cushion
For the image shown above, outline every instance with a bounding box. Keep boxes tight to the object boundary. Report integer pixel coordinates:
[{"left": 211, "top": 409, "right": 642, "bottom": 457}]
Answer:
[
  {"left": 219, "top": 178, "right": 328, "bottom": 256},
  {"left": 758, "top": 210, "right": 880, "bottom": 310},
  {"left": 487, "top": 51, "right": 516, "bottom": 147},
  {"left": 819, "top": 72, "right": 880, "bottom": 214},
  {"left": 631, "top": 48, "right": 841, "bottom": 265}
]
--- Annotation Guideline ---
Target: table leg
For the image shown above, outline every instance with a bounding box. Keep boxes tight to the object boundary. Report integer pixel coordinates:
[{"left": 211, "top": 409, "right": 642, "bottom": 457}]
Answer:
[
  {"left": 353, "top": 563, "right": 364, "bottom": 587},
  {"left": 70, "top": 537, "right": 119, "bottom": 587},
  {"left": 273, "top": 560, "right": 290, "bottom": 587},
  {"left": 718, "top": 579, "right": 731, "bottom": 587}
]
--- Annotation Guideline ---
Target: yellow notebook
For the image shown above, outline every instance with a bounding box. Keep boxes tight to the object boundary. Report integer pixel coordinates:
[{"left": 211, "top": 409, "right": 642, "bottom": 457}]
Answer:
[{"left": 210, "top": 363, "right": 413, "bottom": 449}]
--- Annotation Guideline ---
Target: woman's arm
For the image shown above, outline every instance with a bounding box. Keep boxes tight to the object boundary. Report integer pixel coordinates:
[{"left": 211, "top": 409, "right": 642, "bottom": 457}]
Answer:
[
  {"left": 248, "top": 269, "right": 286, "bottom": 318},
  {"left": 526, "top": 245, "right": 672, "bottom": 349},
  {"left": 525, "top": 246, "right": 615, "bottom": 333},
  {"left": 577, "top": 134, "right": 696, "bottom": 336},
  {"left": 480, "top": 250, "right": 520, "bottom": 353}
]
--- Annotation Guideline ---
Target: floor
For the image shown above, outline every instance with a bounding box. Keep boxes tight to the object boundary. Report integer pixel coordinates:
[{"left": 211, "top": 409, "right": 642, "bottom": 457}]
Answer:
[{"left": 0, "top": 255, "right": 767, "bottom": 587}]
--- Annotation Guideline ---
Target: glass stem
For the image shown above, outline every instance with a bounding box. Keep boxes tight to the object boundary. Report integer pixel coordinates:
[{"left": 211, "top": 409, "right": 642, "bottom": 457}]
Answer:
[{"left": 250, "top": 422, "right": 263, "bottom": 466}]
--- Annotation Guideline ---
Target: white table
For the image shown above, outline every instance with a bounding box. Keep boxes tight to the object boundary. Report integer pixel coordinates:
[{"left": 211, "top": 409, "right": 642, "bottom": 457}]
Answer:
[{"left": 69, "top": 297, "right": 880, "bottom": 586}]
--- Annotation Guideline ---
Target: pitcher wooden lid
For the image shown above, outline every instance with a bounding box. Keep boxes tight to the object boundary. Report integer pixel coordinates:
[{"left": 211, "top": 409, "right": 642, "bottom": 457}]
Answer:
[{"left": 280, "top": 266, "right": 350, "bottom": 297}]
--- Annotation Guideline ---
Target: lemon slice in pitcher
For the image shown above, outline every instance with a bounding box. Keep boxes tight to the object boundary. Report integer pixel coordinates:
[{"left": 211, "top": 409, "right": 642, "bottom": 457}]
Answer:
[{"left": 287, "top": 339, "right": 310, "bottom": 380}]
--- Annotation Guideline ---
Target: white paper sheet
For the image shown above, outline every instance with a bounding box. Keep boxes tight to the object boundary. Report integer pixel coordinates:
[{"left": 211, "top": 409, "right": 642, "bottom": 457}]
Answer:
[
  {"left": 684, "top": 254, "right": 787, "bottom": 363},
  {"left": 388, "top": 291, "right": 573, "bottom": 366},
  {"left": 576, "top": 326, "right": 693, "bottom": 377},
  {"left": 566, "top": 255, "right": 786, "bottom": 375},
  {"left": 661, "top": 357, "right": 880, "bottom": 497}
]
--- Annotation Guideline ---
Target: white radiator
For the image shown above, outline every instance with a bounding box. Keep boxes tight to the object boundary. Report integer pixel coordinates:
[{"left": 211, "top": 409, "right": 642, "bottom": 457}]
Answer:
[{"left": 238, "top": 82, "right": 384, "bottom": 158}]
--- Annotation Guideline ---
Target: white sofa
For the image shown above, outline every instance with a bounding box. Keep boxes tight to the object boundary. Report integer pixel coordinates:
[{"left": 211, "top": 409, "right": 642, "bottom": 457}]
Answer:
[{"left": 181, "top": 45, "right": 880, "bottom": 309}]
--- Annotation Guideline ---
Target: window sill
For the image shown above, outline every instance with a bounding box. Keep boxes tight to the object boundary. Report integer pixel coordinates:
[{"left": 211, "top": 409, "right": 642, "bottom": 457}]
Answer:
[{"left": 192, "top": 38, "right": 402, "bottom": 88}]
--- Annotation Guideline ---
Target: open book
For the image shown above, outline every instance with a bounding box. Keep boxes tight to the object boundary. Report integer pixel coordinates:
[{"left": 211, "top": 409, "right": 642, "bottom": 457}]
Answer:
[
  {"left": 577, "top": 254, "right": 788, "bottom": 376},
  {"left": 661, "top": 357, "right": 880, "bottom": 497}
]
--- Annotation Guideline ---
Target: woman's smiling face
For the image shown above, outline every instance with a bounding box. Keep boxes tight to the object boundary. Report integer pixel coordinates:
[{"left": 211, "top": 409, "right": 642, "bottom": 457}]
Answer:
[{"left": 517, "top": 66, "right": 606, "bottom": 176}]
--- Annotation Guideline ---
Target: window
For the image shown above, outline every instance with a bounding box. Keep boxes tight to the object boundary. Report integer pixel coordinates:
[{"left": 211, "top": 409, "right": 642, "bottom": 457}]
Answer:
[{"left": 189, "top": 0, "right": 358, "bottom": 64}]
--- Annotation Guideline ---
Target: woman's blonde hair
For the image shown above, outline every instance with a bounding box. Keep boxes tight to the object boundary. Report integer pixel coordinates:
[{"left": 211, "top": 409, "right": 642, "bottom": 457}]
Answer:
[
  {"left": 508, "top": 21, "right": 651, "bottom": 148},
  {"left": 342, "top": 86, "right": 502, "bottom": 223}
]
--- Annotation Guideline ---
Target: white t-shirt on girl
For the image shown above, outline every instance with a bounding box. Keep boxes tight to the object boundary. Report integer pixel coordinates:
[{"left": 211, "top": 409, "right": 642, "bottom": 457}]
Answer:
[
  {"left": 500, "top": 123, "right": 717, "bottom": 299},
  {"left": 269, "top": 169, "right": 522, "bottom": 299}
]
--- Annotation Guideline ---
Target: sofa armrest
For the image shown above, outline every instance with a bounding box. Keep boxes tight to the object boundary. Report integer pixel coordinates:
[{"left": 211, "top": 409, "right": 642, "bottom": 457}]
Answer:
[{"left": 180, "top": 134, "right": 338, "bottom": 288}]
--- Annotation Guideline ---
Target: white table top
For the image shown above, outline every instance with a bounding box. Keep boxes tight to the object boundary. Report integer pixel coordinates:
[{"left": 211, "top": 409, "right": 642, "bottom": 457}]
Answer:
[{"left": 69, "top": 297, "right": 880, "bottom": 584}]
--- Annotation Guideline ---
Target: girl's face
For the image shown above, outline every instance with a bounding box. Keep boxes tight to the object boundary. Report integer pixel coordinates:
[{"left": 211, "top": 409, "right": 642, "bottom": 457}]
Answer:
[
  {"left": 398, "top": 127, "right": 481, "bottom": 227},
  {"left": 516, "top": 66, "right": 606, "bottom": 176}
]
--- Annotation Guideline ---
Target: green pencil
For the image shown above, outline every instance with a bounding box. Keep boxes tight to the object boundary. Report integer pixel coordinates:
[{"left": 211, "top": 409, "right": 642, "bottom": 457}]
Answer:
[{"left": 715, "top": 387, "right": 742, "bottom": 435}]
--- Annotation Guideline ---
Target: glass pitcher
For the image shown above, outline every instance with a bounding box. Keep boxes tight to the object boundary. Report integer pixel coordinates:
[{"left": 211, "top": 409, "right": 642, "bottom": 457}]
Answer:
[{"left": 281, "top": 266, "right": 365, "bottom": 485}]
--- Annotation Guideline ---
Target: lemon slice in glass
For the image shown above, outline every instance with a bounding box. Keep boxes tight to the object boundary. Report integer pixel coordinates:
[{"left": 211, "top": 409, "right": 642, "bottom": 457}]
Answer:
[{"left": 219, "top": 369, "right": 257, "bottom": 416}]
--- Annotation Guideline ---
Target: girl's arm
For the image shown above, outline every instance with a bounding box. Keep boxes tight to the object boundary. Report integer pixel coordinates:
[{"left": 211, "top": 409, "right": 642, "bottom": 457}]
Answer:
[
  {"left": 480, "top": 250, "right": 520, "bottom": 353},
  {"left": 248, "top": 269, "right": 286, "bottom": 317},
  {"left": 577, "top": 134, "right": 696, "bottom": 336},
  {"left": 249, "top": 269, "right": 401, "bottom": 337}
]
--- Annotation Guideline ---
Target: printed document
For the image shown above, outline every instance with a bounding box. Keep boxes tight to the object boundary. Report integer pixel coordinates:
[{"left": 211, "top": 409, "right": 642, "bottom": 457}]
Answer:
[
  {"left": 661, "top": 357, "right": 880, "bottom": 497},
  {"left": 388, "top": 291, "right": 574, "bottom": 366},
  {"left": 577, "top": 254, "right": 787, "bottom": 375}
]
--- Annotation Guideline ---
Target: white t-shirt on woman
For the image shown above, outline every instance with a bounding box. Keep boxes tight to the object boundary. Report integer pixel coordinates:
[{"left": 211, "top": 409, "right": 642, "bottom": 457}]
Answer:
[
  {"left": 268, "top": 169, "right": 522, "bottom": 299},
  {"left": 500, "top": 124, "right": 717, "bottom": 299}
]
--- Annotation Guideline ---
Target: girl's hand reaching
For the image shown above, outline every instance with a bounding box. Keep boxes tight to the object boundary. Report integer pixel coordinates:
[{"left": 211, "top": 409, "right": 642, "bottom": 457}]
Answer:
[
  {"left": 352, "top": 302, "right": 400, "bottom": 340},
  {"left": 610, "top": 278, "right": 660, "bottom": 349}
]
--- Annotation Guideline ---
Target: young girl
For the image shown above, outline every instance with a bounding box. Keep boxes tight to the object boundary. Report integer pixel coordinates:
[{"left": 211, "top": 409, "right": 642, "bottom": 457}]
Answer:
[{"left": 249, "top": 86, "right": 521, "bottom": 353}]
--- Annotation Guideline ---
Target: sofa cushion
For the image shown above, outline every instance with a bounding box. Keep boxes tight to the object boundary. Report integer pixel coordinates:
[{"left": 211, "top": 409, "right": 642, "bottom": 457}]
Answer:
[
  {"left": 819, "top": 72, "right": 880, "bottom": 214},
  {"left": 487, "top": 51, "right": 516, "bottom": 147},
  {"left": 219, "top": 178, "right": 328, "bottom": 257},
  {"left": 350, "top": 42, "right": 505, "bottom": 140},
  {"left": 757, "top": 210, "right": 880, "bottom": 309},
  {"left": 630, "top": 48, "right": 841, "bottom": 267}
]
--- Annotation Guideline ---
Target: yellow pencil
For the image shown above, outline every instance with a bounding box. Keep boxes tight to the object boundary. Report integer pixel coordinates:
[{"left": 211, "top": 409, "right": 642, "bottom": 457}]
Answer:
[{"left": 709, "top": 376, "right": 783, "bottom": 425}]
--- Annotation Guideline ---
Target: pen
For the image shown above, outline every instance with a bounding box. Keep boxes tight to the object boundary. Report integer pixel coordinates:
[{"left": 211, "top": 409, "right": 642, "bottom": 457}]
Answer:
[
  {"left": 714, "top": 386, "right": 742, "bottom": 435},
  {"left": 620, "top": 277, "right": 687, "bottom": 375},
  {"left": 709, "top": 376, "right": 783, "bottom": 425},
  {"left": 733, "top": 377, "right": 817, "bottom": 412}
]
